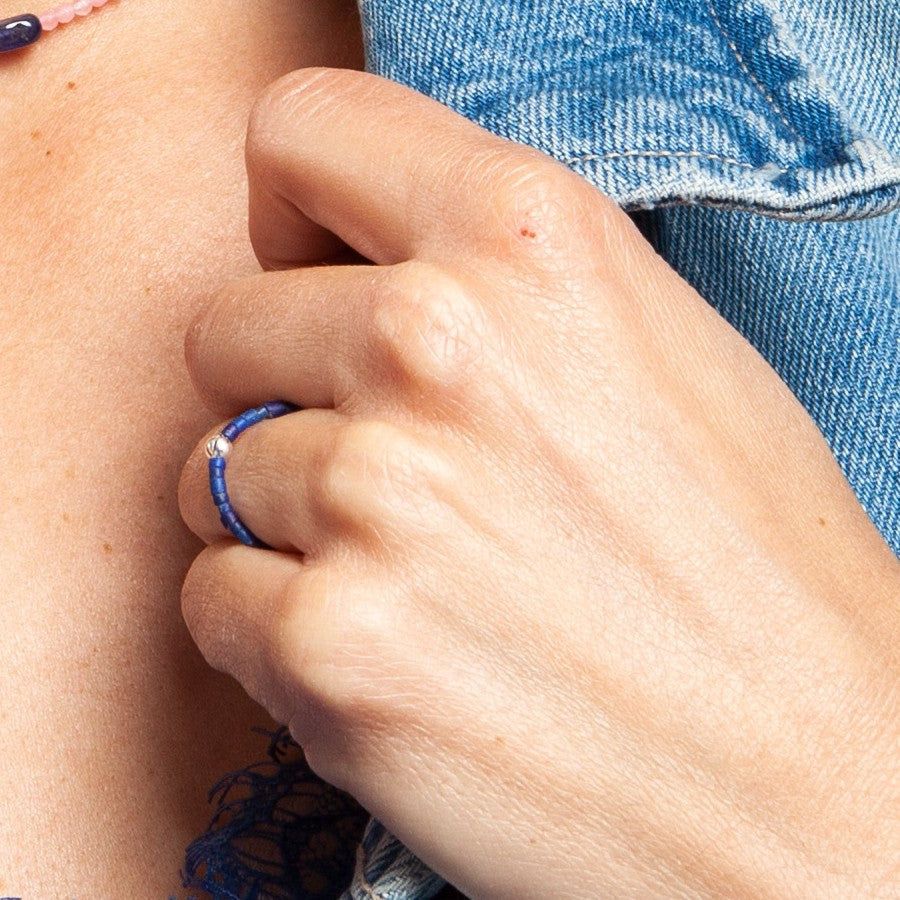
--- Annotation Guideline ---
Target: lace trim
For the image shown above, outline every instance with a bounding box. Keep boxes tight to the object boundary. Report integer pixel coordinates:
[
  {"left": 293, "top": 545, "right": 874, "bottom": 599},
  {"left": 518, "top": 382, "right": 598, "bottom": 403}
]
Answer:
[{"left": 181, "top": 727, "right": 370, "bottom": 899}]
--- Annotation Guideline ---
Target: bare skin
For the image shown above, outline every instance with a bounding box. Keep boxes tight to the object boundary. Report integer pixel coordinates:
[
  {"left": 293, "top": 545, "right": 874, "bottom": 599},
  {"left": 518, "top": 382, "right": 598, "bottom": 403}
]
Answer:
[{"left": 0, "top": 2, "right": 362, "bottom": 894}]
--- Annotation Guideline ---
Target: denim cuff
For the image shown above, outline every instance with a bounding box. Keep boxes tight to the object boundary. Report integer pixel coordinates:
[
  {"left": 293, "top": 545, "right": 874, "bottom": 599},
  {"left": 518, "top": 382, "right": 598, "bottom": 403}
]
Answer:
[{"left": 359, "top": 0, "right": 900, "bottom": 221}]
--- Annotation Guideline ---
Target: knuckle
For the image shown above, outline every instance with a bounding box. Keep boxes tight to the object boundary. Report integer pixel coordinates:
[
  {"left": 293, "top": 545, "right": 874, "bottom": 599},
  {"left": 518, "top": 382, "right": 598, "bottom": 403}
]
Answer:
[
  {"left": 247, "top": 68, "right": 367, "bottom": 169},
  {"left": 313, "top": 420, "right": 447, "bottom": 527},
  {"left": 371, "top": 262, "right": 487, "bottom": 390},
  {"left": 274, "top": 570, "right": 399, "bottom": 724},
  {"left": 484, "top": 152, "right": 581, "bottom": 253},
  {"left": 248, "top": 68, "right": 327, "bottom": 145},
  {"left": 312, "top": 420, "right": 391, "bottom": 523},
  {"left": 474, "top": 149, "right": 627, "bottom": 270}
]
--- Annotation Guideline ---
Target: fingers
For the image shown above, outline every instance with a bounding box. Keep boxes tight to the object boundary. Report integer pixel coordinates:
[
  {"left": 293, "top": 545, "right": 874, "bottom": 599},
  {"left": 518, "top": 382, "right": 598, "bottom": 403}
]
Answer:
[
  {"left": 182, "top": 540, "right": 413, "bottom": 785},
  {"left": 181, "top": 542, "right": 301, "bottom": 709},
  {"left": 179, "top": 408, "right": 456, "bottom": 556},
  {"left": 179, "top": 407, "right": 345, "bottom": 552},
  {"left": 185, "top": 259, "right": 495, "bottom": 420},
  {"left": 246, "top": 67, "right": 611, "bottom": 269},
  {"left": 181, "top": 542, "right": 349, "bottom": 739},
  {"left": 185, "top": 264, "right": 374, "bottom": 415}
]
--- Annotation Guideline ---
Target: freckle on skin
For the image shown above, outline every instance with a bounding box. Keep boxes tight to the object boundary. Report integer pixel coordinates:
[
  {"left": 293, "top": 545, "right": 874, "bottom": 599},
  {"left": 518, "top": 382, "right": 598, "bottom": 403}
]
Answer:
[
  {"left": 102, "top": 542, "right": 113, "bottom": 554},
  {"left": 45, "top": 149, "right": 52, "bottom": 157},
  {"left": 30, "top": 129, "right": 41, "bottom": 140},
  {"left": 520, "top": 227, "right": 537, "bottom": 239},
  {"left": 62, "top": 512, "right": 70, "bottom": 523},
  {"left": 818, "top": 517, "right": 826, "bottom": 527},
  {"left": 67, "top": 81, "right": 76, "bottom": 90}
]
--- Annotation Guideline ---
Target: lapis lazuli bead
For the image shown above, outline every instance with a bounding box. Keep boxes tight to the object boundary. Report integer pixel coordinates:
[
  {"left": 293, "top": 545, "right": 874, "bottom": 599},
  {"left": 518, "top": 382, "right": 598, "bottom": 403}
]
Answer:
[
  {"left": 0, "top": 15, "right": 41, "bottom": 53},
  {"left": 265, "top": 401, "right": 295, "bottom": 417}
]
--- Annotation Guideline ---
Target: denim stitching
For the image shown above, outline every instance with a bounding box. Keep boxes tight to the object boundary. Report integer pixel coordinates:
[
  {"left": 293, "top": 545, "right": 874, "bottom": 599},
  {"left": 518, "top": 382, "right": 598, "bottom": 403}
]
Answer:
[
  {"left": 622, "top": 195, "right": 900, "bottom": 221},
  {"left": 706, "top": 0, "right": 804, "bottom": 144},
  {"left": 565, "top": 150, "right": 900, "bottom": 219},
  {"left": 563, "top": 149, "right": 787, "bottom": 173}
]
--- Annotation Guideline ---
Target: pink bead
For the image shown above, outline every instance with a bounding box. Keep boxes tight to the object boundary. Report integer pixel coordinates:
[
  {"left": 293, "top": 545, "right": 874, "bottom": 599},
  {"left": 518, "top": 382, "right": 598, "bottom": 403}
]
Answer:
[{"left": 38, "top": 0, "right": 111, "bottom": 31}]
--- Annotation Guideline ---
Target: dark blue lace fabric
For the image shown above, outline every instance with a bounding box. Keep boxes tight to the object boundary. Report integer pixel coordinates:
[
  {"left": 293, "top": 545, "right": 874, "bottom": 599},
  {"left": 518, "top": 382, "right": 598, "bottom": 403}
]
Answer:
[{"left": 181, "top": 728, "right": 370, "bottom": 899}]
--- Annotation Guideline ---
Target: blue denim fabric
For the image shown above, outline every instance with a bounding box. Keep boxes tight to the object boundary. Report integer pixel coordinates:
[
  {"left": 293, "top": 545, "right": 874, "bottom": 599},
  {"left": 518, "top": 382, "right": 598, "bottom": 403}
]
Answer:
[
  {"left": 341, "top": 1, "right": 900, "bottom": 898},
  {"left": 185, "top": 1, "right": 899, "bottom": 896}
]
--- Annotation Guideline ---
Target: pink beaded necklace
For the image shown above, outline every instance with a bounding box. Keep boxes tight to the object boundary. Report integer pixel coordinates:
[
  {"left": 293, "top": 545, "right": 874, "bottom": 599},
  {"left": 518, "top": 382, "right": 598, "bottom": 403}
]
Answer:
[{"left": 1, "top": 1, "right": 113, "bottom": 52}]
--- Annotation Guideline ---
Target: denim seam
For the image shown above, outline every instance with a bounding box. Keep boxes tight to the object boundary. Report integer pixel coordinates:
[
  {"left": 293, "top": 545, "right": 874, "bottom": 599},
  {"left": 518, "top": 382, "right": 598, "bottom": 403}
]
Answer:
[
  {"left": 705, "top": 0, "right": 805, "bottom": 146},
  {"left": 351, "top": 840, "right": 387, "bottom": 900},
  {"left": 619, "top": 195, "right": 898, "bottom": 220},
  {"left": 564, "top": 148, "right": 786, "bottom": 172},
  {"left": 567, "top": 149, "right": 900, "bottom": 220}
]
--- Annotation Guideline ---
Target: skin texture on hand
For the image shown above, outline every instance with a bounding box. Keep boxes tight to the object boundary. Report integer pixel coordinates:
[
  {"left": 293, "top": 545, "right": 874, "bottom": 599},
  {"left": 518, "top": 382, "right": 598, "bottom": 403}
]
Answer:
[{"left": 178, "top": 68, "right": 900, "bottom": 899}]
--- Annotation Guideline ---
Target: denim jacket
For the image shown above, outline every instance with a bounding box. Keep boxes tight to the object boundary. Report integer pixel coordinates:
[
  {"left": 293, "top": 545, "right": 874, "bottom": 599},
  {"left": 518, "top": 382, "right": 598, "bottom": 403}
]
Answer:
[{"left": 185, "top": 1, "right": 899, "bottom": 896}]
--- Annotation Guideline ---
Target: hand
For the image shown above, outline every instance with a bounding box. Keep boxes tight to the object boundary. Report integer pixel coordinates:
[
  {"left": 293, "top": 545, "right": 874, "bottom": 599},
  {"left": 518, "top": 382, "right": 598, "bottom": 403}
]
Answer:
[{"left": 178, "top": 69, "right": 899, "bottom": 898}]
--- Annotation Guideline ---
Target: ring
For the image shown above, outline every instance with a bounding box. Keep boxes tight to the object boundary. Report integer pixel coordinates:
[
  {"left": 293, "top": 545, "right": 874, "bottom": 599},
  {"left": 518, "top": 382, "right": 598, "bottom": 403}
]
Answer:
[{"left": 206, "top": 400, "right": 300, "bottom": 548}]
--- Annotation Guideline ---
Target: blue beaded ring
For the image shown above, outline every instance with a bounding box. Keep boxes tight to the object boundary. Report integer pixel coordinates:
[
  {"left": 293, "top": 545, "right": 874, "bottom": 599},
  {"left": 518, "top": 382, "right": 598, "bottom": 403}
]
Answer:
[{"left": 206, "top": 400, "right": 300, "bottom": 549}]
